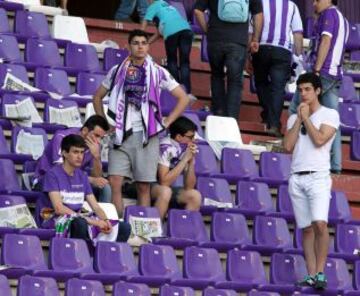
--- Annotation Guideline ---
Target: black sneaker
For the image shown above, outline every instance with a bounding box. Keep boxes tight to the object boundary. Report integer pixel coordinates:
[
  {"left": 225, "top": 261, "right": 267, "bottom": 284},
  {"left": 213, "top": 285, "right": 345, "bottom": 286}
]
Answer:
[
  {"left": 296, "top": 275, "right": 315, "bottom": 287},
  {"left": 314, "top": 272, "right": 327, "bottom": 290}
]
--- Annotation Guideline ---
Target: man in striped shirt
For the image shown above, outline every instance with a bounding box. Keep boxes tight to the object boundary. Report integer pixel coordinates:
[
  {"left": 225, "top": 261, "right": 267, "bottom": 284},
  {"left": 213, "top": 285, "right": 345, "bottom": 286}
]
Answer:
[
  {"left": 252, "top": 0, "right": 303, "bottom": 138},
  {"left": 289, "top": 0, "right": 349, "bottom": 174}
]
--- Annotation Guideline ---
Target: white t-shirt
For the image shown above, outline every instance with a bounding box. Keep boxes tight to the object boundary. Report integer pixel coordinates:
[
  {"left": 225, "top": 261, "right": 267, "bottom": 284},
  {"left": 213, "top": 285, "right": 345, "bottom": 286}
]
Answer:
[{"left": 287, "top": 106, "right": 340, "bottom": 173}]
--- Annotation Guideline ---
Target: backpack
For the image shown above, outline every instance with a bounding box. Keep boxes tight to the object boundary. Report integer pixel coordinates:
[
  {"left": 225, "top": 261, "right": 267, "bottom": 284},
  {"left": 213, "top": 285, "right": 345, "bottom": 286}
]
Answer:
[{"left": 217, "top": 0, "right": 249, "bottom": 23}]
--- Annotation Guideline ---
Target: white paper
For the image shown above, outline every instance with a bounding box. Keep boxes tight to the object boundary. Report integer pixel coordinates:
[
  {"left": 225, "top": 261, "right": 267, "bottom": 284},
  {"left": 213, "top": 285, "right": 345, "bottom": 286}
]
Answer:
[
  {"left": 2, "top": 72, "right": 40, "bottom": 93},
  {"left": 128, "top": 215, "right": 163, "bottom": 241},
  {"left": 203, "top": 198, "right": 233, "bottom": 208},
  {"left": 4, "top": 97, "right": 43, "bottom": 124},
  {"left": 48, "top": 105, "right": 82, "bottom": 127},
  {"left": 15, "top": 129, "right": 45, "bottom": 160},
  {"left": 22, "top": 172, "right": 34, "bottom": 191},
  {"left": 0, "top": 204, "right": 37, "bottom": 228}
]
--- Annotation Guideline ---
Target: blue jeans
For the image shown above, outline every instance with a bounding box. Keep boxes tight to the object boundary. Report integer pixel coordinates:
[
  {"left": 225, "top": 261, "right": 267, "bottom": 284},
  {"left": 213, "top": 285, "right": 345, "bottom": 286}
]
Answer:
[
  {"left": 165, "top": 29, "right": 194, "bottom": 93},
  {"left": 207, "top": 41, "right": 247, "bottom": 120},
  {"left": 114, "top": 0, "right": 148, "bottom": 20},
  {"left": 92, "top": 184, "right": 112, "bottom": 203},
  {"left": 289, "top": 75, "right": 342, "bottom": 171},
  {"left": 252, "top": 46, "right": 292, "bottom": 129}
]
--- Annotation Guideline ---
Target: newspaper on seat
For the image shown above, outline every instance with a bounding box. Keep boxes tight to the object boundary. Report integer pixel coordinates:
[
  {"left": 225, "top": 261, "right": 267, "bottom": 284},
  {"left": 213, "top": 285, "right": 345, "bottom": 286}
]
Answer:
[
  {"left": 15, "top": 129, "right": 45, "bottom": 160},
  {"left": 128, "top": 215, "right": 163, "bottom": 245},
  {"left": 205, "top": 115, "right": 266, "bottom": 159},
  {"left": 0, "top": 203, "right": 37, "bottom": 229},
  {"left": 49, "top": 105, "right": 82, "bottom": 127}
]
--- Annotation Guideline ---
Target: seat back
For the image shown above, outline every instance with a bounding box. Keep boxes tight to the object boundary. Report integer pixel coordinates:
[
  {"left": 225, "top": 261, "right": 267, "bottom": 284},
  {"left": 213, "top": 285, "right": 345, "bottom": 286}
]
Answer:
[
  {"left": 44, "top": 98, "right": 82, "bottom": 127},
  {"left": 205, "top": 115, "right": 242, "bottom": 144},
  {"left": 323, "top": 258, "right": 353, "bottom": 290},
  {"left": 76, "top": 72, "right": 105, "bottom": 96},
  {"left": 197, "top": 177, "right": 233, "bottom": 208},
  {"left": 0, "top": 8, "right": 10, "bottom": 33},
  {"left": 103, "top": 47, "right": 129, "bottom": 71},
  {"left": 0, "top": 63, "right": 29, "bottom": 85},
  {"left": 0, "top": 34, "right": 22, "bottom": 63},
  {"left": 329, "top": 191, "right": 352, "bottom": 223},
  {"left": 0, "top": 274, "right": 11, "bottom": 296},
  {"left": 0, "top": 159, "right": 21, "bottom": 191},
  {"left": 276, "top": 185, "right": 294, "bottom": 215},
  {"left": 339, "top": 75, "right": 358, "bottom": 102},
  {"left": 65, "top": 43, "right": 100, "bottom": 72},
  {"left": 221, "top": 148, "right": 259, "bottom": 178},
  {"left": 52, "top": 15, "right": 89, "bottom": 43},
  {"left": 159, "top": 285, "right": 195, "bottom": 296},
  {"left": 259, "top": 152, "right": 291, "bottom": 181},
  {"left": 18, "top": 275, "right": 60, "bottom": 296},
  {"left": 203, "top": 288, "right": 237, "bottom": 296},
  {"left": 25, "top": 38, "right": 62, "bottom": 67},
  {"left": 35, "top": 67, "right": 71, "bottom": 96},
  {"left": 339, "top": 102, "right": 360, "bottom": 128},
  {"left": 194, "top": 144, "right": 219, "bottom": 175},
  {"left": 112, "top": 282, "right": 151, "bottom": 296},
  {"left": 336, "top": 223, "right": 360, "bottom": 255},
  {"left": 65, "top": 278, "right": 105, "bottom": 296},
  {"left": 15, "top": 10, "right": 50, "bottom": 38},
  {"left": 270, "top": 253, "right": 307, "bottom": 285}
]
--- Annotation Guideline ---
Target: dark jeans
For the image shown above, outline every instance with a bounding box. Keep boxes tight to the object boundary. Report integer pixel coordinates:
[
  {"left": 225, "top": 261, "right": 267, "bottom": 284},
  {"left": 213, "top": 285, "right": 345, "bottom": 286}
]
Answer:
[
  {"left": 165, "top": 29, "right": 194, "bottom": 93},
  {"left": 252, "top": 45, "right": 292, "bottom": 129},
  {"left": 207, "top": 41, "right": 247, "bottom": 120},
  {"left": 70, "top": 217, "right": 131, "bottom": 242}
]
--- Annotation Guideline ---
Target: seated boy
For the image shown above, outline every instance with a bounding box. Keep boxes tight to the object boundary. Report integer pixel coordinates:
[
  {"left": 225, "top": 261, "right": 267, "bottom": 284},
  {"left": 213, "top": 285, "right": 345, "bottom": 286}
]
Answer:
[
  {"left": 43, "top": 134, "right": 131, "bottom": 243},
  {"left": 152, "top": 116, "right": 201, "bottom": 218}
]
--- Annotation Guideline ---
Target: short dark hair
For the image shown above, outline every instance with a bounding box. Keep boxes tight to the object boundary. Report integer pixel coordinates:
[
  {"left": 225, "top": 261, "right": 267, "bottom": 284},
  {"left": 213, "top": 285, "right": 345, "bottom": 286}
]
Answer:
[
  {"left": 61, "top": 134, "right": 87, "bottom": 153},
  {"left": 332, "top": 0, "right": 338, "bottom": 5},
  {"left": 128, "top": 29, "right": 149, "bottom": 44},
  {"left": 82, "top": 115, "right": 109, "bottom": 132},
  {"left": 296, "top": 72, "right": 322, "bottom": 91},
  {"left": 169, "top": 116, "right": 198, "bottom": 139}
]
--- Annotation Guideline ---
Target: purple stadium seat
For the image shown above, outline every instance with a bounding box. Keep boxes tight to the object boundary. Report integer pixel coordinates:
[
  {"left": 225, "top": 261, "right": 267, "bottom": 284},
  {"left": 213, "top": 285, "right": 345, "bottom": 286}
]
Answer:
[
  {"left": 155, "top": 209, "right": 209, "bottom": 249},
  {"left": 301, "top": 258, "right": 353, "bottom": 295},
  {"left": 195, "top": 144, "right": 220, "bottom": 176},
  {"left": 1, "top": 93, "right": 39, "bottom": 122},
  {"left": 65, "top": 43, "right": 101, "bottom": 74},
  {"left": 0, "top": 34, "right": 22, "bottom": 63},
  {"left": 124, "top": 205, "right": 161, "bottom": 222},
  {"left": 216, "top": 249, "right": 267, "bottom": 292},
  {"left": 172, "top": 246, "right": 226, "bottom": 289},
  {"left": 160, "top": 89, "right": 190, "bottom": 116},
  {"left": 203, "top": 288, "right": 238, "bottom": 296},
  {"left": 65, "top": 278, "right": 105, "bottom": 296},
  {"left": 294, "top": 227, "right": 335, "bottom": 255},
  {"left": 339, "top": 75, "right": 358, "bottom": 102},
  {"left": 329, "top": 190, "right": 352, "bottom": 224},
  {"left": 183, "top": 112, "right": 204, "bottom": 138},
  {"left": 160, "top": 285, "right": 195, "bottom": 296},
  {"left": 196, "top": 177, "right": 233, "bottom": 215},
  {"left": 346, "top": 24, "right": 360, "bottom": 51},
  {"left": 0, "top": 233, "right": 47, "bottom": 278},
  {"left": 0, "top": 8, "right": 10, "bottom": 34},
  {"left": 0, "top": 194, "right": 26, "bottom": 235},
  {"left": 130, "top": 244, "right": 181, "bottom": 286},
  {"left": 248, "top": 292, "right": 280, "bottom": 296},
  {"left": 271, "top": 184, "right": 295, "bottom": 221},
  {"left": 351, "top": 50, "right": 360, "bottom": 61},
  {"left": 257, "top": 152, "right": 291, "bottom": 186},
  {"left": 34, "top": 67, "right": 71, "bottom": 96},
  {"left": 0, "top": 159, "right": 41, "bottom": 202},
  {"left": 35, "top": 237, "right": 93, "bottom": 282},
  {"left": 25, "top": 38, "right": 62, "bottom": 70},
  {"left": 333, "top": 223, "right": 360, "bottom": 262},
  {"left": 14, "top": 11, "right": 51, "bottom": 41},
  {"left": 351, "top": 131, "right": 360, "bottom": 160},
  {"left": 113, "top": 281, "right": 151, "bottom": 296},
  {"left": 339, "top": 102, "right": 360, "bottom": 135},
  {"left": 0, "top": 63, "right": 29, "bottom": 85},
  {"left": 228, "top": 181, "right": 274, "bottom": 218},
  {"left": 103, "top": 47, "right": 129, "bottom": 71},
  {"left": 201, "top": 35, "right": 209, "bottom": 63},
  {"left": 201, "top": 212, "right": 251, "bottom": 251},
  {"left": 18, "top": 275, "right": 60, "bottom": 296},
  {"left": 352, "top": 261, "right": 360, "bottom": 290},
  {"left": 0, "top": 0, "right": 24, "bottom": 12},
  {"left": 250, "top": 216, "right": 293, "bottom": 255},
  {"left": 81, "top": 241, "right": 138, "bottom": 284},
  {"left": 212, "top": 148, "right": 259, "bottom": 183},
  {"left": 43, "top": 98, "right": 81, "bottom": 129},
  {"left": 76, "top": 72, "right": 105, "bottom": 96},
  {"left": 0, "top": 274, "right": 11, "bottom": 296},
  {"left": 260, "top": 253, "right": 307, "bottom": 294}
]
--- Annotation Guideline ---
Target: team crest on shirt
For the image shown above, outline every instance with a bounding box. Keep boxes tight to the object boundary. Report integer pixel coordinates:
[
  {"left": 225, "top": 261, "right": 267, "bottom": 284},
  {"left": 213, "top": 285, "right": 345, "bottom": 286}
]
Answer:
[{"left": 126, "top": 66, "right": 142, "bottom": 83}]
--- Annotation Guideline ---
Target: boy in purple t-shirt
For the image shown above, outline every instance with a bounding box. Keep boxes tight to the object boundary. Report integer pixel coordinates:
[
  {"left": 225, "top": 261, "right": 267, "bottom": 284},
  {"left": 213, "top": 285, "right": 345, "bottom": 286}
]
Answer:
[
  {"left": 34, "top": 115, "right": 111, "bottom": 202},
  {"left": 43, "top": 134, "right": 131, "bottom": 242}
]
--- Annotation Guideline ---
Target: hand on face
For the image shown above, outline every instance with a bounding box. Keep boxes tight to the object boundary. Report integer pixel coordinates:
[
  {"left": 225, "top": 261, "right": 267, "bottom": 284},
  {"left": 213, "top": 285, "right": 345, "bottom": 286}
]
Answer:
[{"left": 85, "top": 133, "right": 101, "bottom": 160}]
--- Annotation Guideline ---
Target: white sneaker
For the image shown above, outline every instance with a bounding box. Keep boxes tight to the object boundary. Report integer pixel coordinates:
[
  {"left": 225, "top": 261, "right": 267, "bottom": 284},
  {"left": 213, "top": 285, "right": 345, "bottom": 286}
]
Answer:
[{"left": 188, "top": 93, "right": 198, "bottom": 101}]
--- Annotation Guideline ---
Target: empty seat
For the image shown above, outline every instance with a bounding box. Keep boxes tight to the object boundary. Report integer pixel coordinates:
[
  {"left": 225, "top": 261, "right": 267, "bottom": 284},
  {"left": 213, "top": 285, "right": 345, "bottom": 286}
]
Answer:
[
  {"left": 0, "top": 233, "right": 47, "bottom": 278},
  {"left": 44, "top": 98, "right": 82, "bottom": 128},
  {"left": 103, "top": 47, "right": 129, "bottom": 71},
  {"left": 25, "top": 38, "right": 62, "bottom": 69},
  {"left": 52, "top": 14, "right": 89, "bottom": 43},
  {"left": 329, "top": 190, "right": 352, "bottom": 224},
  {"left": 339, "top": 102, "right": 360, "bottom": 135},
  {"left": 0, "top": 159, "right": 41, "bottom": 202},
  {"left": 196, "top": 177, "right": 233, "bottom": 214},
  {"left": 156, "top": 209, "right": 209, "bottom": 249},
  {"left": 346, "top": 23, "right": 360, "bottom": 51},
  {"left": 14, "top": 10, "right": 51, "bottom": 41},
  {"left": 0, "top": 194, "right": 29, "bottom": 235},
  {"left": 0, "top": 274, "right": 11, "bottom": 296},
  {"left": 0, "top": 8, "right": 10, "bottom": 33},
  {"left": 251, "top": 216, "right": 293, "bottom": 255},
  {"left": 76, "top": 72, "right": 105, "bottom": 96},
  {"left": 258, "top": 152, "right": 291, "bottom": 186},
  {"left": 195, "top": 144, "right": 220, "bottom": 176},
  {"left": 201, "top": 212, "right": 251, "bottom": 251},
  {"left": 65, "top": 43, "right": 101, "bottom": 74},
  {"left": 272, "top": 184, "right": 295, "bottom": 221},
  {"left": 203, "top": 288, "right": 237, "bottom": 296},
  {"left": 339, "top": 75, "right": 358, "bottom": 102},
  {"left": 113, "top": 281, "right": 151, "bottom": 296},
  {"left": 159, "top": 285, "right": 195, "bottom": 296},
  {"left": 172, "top": 246, "right": 225, "bottom": 289},
  {"left": 34, "top": 67, "right": 71, "bottom": 96},
  {"left": 18, "top": 275, "right": 60, "bottom": 296},
  {"left": 234, "top": 181, "right": 274, "bottom": 217},
  {"left": 216, "top": 249, "right": 267, "bottom": 291},
  {"left": 130, "top": 244, "right": 181, "bottom": 286},
  {"left": 183, "top": 112, "right": 205, "bottom": 139},
  {"left": 0, "top": 34, "right": 22, "bottom": 63},
  {"left": 160, "top": 89, "right": 190, "bottom": 116},
  {"left": 212, "top": 148, "right": 259, "bottom": 183},
  {"left": 333, "top": 223, "right": 360, "bottom": 262},
  {"left": 0, "top": 63, "right": 29, "bottom": 86},
  {"left": 351, "top": 131, "right": 360, "bottom": 160},
  {"left": 65, "top": 278, "right": 105, "bottom": 296},
  {"left": 124, "top": 205, "right": 161, "bottom": 222}
]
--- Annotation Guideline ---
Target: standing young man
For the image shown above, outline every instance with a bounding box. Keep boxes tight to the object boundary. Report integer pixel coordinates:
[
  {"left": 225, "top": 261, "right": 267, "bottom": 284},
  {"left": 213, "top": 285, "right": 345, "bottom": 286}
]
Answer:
[
  {"left": 289, "top": 0, "right": 349, "bottom": 174},
  {"left": 284, "top": 73, "right": 340, "bottom": 289},
  {"left": 93, "top": 29, "right": 189, "bottom": 216}
]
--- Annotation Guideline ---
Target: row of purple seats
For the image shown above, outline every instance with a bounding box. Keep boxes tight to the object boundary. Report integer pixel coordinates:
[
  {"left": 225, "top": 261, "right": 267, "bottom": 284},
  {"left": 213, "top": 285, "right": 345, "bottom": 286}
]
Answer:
[
  {"left": 339, "top": 75, "right": 359, "bottom": 102},
  {"left": 347, "top": 24, "right": 360, "bottom": 51},
  {"left": 0, "top": 233, "right": 356, "bottom": 294},
  {"left": 0, "top": 0, "right": 24, "bottom": 12},
  {"left": 339, "top": 102, "right": 360, "bottom": 135}
]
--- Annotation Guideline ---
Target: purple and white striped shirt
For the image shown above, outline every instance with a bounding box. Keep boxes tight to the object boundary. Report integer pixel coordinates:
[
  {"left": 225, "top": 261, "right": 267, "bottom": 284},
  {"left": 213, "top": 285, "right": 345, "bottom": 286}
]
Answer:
[
  {"left": 260, "top": 0, "right": 303, "bottom": 51},
  {"left": 311, "top": 6, "right": 349, "bottom": 79}
]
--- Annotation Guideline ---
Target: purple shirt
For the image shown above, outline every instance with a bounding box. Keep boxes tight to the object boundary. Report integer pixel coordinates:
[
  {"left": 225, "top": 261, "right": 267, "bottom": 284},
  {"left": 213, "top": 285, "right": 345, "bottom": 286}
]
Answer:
[
  {"left": 259, "top": 0, "right": 303, "bottom": 51},
  {"left": 311, "top": 6, "right": 349, "bottom": 79},
  {"left": 43, "top": 164, "right": 93, "bottom": 212},
  {"left": 33, "top": 128, "right": 93, "bottom": 186}
]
